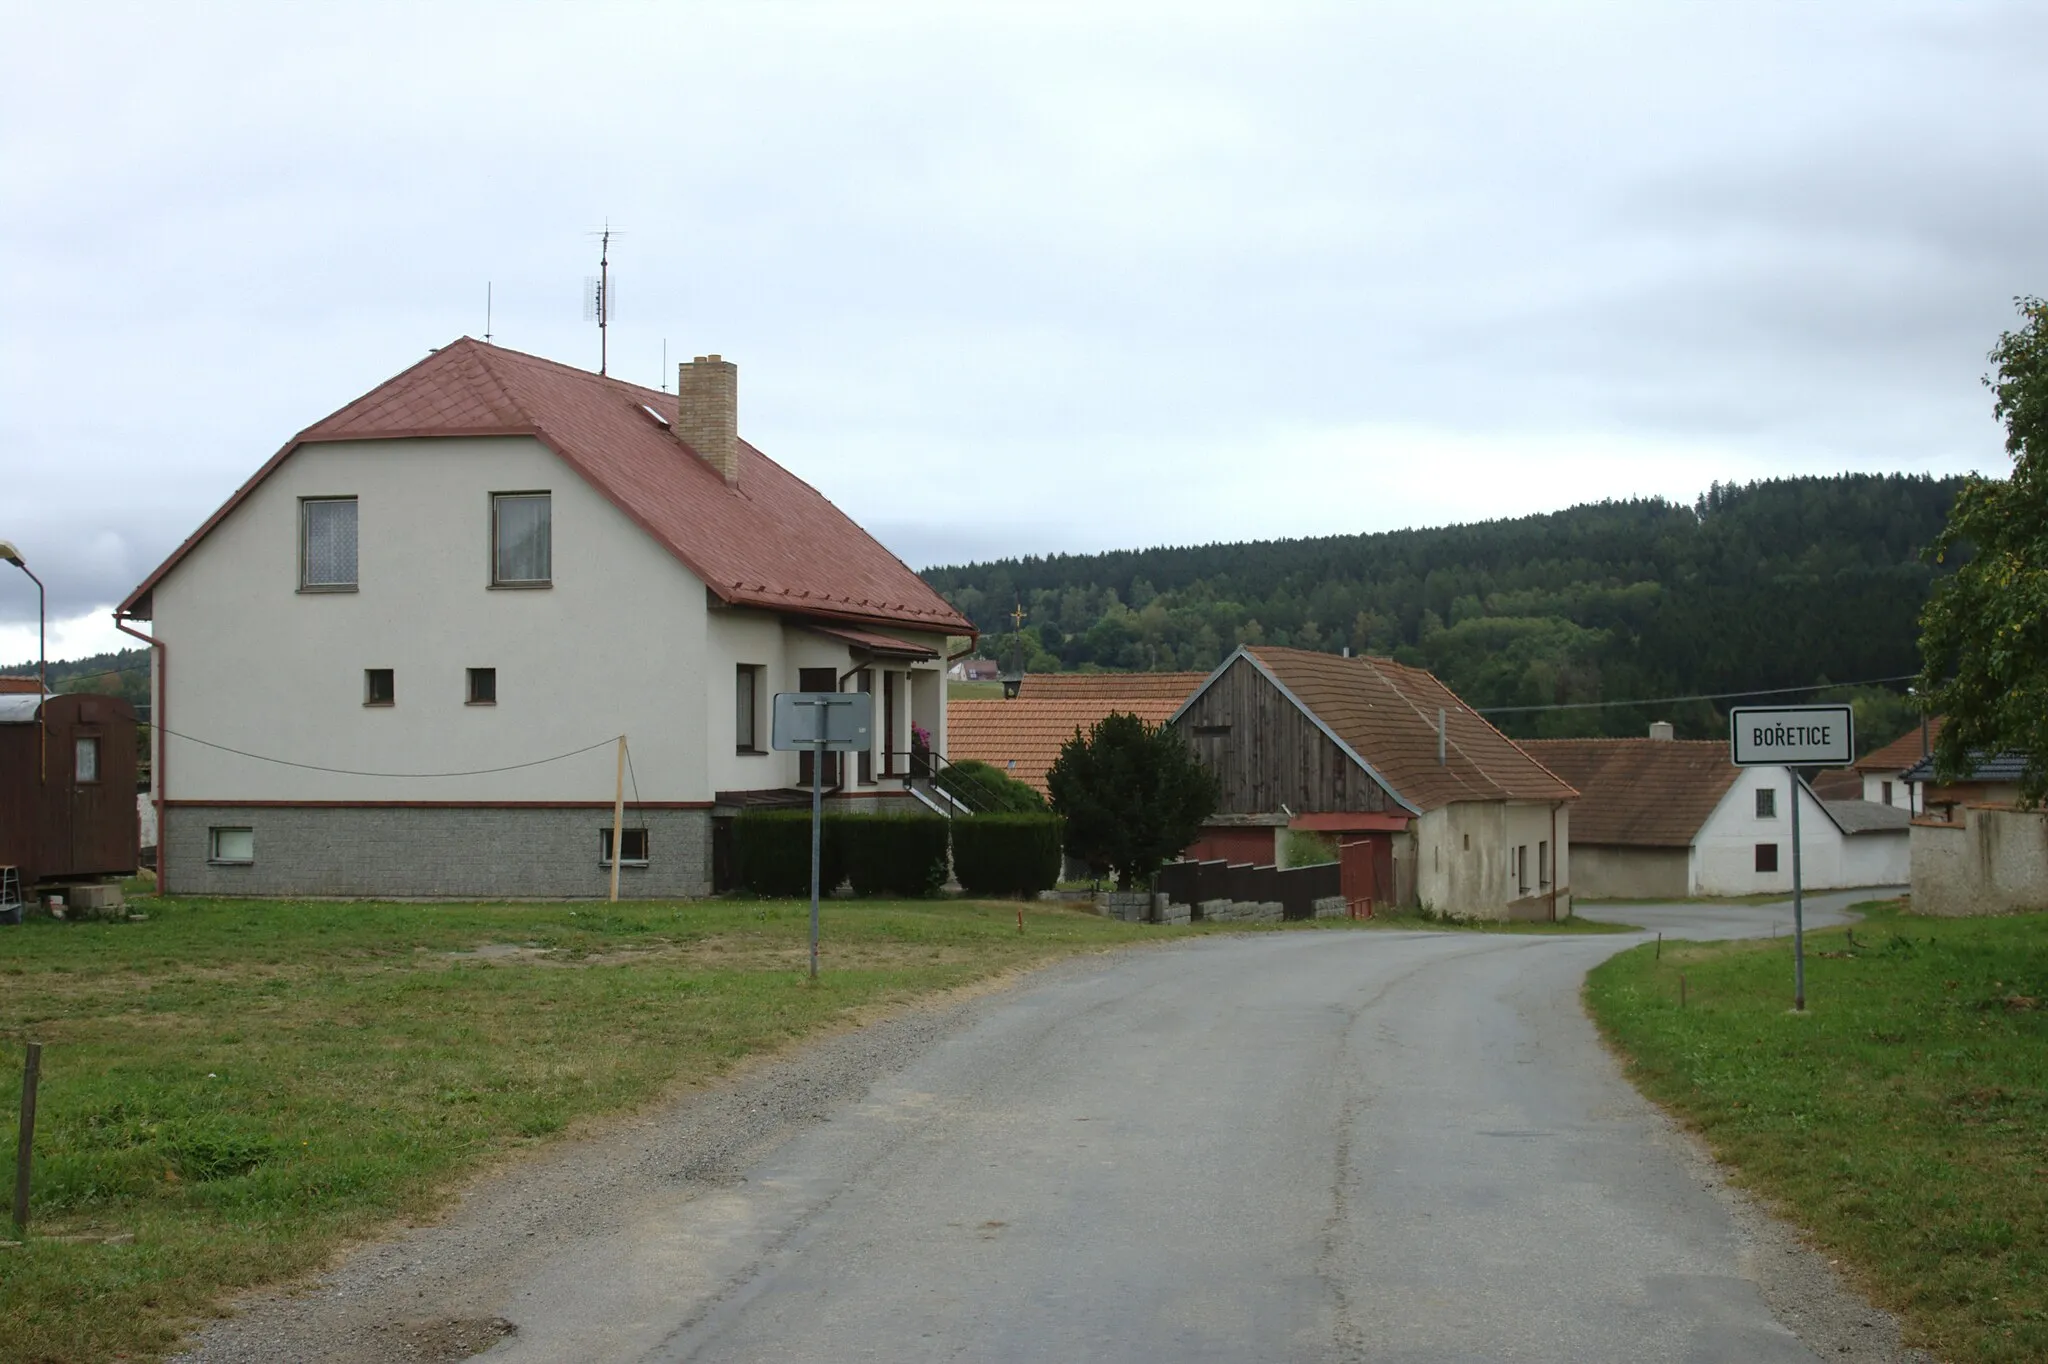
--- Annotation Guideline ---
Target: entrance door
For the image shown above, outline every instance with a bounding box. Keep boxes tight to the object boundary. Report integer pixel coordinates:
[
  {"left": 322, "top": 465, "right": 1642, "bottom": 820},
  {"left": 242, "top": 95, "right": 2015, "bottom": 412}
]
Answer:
[{"left": 796, "top": 668, "right": 841, "bottom": 788}]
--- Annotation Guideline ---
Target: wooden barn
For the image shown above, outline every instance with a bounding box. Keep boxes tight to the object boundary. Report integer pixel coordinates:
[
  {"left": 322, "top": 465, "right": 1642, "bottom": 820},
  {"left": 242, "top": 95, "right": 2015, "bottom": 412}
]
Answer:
[
  {"left": 0, "top": 689, "right": 139, "bottom": 890},
  {"left": 1170, "top": 647, "right": 1578, "bottom": 921}
]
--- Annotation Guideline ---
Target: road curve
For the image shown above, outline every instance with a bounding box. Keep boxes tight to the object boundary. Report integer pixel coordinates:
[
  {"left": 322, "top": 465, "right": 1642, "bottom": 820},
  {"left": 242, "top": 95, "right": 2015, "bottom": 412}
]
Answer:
[{"left": 456, "top": 891, "right": 1890, "bottom": 1363}]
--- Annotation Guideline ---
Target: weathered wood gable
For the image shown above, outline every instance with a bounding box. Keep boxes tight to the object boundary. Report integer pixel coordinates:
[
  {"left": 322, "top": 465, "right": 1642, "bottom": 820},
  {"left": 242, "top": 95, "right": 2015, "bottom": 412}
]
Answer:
[{"left": 1175, "top": 656, "right": 1396, "bottom": 814}]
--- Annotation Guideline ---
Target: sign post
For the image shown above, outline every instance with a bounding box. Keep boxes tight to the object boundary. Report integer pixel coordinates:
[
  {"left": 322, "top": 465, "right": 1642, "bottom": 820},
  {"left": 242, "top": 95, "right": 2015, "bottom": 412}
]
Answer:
[
  {"left": 772, "top": 691, "right": 873, "bottom": 981},
  {"left": 1729, "top": 705, "right": 1854, "bottom": 1012}
]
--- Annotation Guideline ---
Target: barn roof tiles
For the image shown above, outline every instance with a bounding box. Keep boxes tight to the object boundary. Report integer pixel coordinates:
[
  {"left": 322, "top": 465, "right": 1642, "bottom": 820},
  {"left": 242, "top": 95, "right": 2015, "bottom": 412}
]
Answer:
[
  {"left": 1517, "top": 738, "right": 1740, "bottom": 847},
  {"left": 121, "top": 339, "right": 972, "bottom": 636},
  {"left": 1212, "top": 647, "right": 1577, "bottom": 812}
]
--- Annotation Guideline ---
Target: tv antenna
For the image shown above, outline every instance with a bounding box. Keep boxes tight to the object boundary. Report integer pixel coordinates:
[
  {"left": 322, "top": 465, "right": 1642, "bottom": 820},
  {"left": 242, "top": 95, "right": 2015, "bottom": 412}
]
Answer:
[
  {"left": 583, "top": 221, "right": 621, "bottom": 375},
  {"left": 484, "top": 281, "right": 493, "bottom": 344}
]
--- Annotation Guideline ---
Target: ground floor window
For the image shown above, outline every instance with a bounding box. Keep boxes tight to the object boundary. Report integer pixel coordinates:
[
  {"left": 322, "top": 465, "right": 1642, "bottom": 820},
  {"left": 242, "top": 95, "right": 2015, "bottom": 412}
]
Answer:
[
  {"left": 600, "top": 827, "right": 650, "bottom": 867},
  {"left": 210, "top": 827, "right": 254, "bottom": 864},
  {"left": 1754, "top": 842, "right": 1779, "bottom": 873}
]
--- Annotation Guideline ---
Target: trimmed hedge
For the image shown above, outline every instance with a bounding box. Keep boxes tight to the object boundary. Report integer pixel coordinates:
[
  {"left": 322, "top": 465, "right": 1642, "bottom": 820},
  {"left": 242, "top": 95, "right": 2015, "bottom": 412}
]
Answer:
[
  {"left": 838, "top": 813, "right": 950, "bottom": 898},
  {"left": 734, "top": 809, "right": 848, "bottom": 898},
  {"left": 952, "top": 814, "right": 1063, "bottom": 897},
  {"left": 937, "top": 759, "right": 1047, "bottom": 813}
]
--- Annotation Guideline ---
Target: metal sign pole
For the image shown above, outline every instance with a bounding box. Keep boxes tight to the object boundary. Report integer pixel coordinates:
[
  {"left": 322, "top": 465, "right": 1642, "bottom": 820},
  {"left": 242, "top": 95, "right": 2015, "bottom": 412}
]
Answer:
[
  {"left": 810, "top": 729, "right": 823, "bottom": 983},
  {"left": 1790, "top": 771, "right": 1805, "bottom": 1012}
]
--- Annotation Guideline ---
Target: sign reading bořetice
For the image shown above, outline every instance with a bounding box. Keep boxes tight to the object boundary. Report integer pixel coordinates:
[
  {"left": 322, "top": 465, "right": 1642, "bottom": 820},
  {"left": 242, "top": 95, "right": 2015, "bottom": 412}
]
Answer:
[{"left": 1728, "top": 705, "right": 1855, "bottom": 767}]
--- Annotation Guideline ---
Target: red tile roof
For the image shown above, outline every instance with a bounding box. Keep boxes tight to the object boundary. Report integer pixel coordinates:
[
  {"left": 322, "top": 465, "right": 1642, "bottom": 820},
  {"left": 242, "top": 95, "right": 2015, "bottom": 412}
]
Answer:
[
  {"left": 1518, "top": 739, "right": 1740, "bottom": 847},
  {"left": 1010, "top": 672, "right": 1207, "bottom": 702},
  {"left": 1854, "top": 718, "right": 1942, "bottom": 774},
  {"left": 1222, "top": 648, "right": 1576, "bottom": 812},
  {"left": 121, "top": 339, "right": 972, "bottom": 636},
  {"left": 948, "top": 683, "right": 1199, "bottom": 795}
]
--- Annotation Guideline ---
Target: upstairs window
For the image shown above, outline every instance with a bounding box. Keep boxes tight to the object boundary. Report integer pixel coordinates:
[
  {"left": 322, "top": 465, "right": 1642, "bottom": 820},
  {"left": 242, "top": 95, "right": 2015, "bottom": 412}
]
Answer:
[
  {"left": 492, "top": 493, "right": 551, "bottom": 586},
  {"left": 301, "top": 497, "right": 358, "bottom": 590},
  {"left": 1755, "top": 787, "right": 1777, "bottom": 818}
]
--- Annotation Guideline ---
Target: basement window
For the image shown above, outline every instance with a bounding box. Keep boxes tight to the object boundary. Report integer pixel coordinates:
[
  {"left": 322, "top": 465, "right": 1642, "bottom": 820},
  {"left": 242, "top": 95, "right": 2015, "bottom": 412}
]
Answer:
[
  {"left": 365, "top": 668, "right": 395, "bottom": 706},
  {"left": 467, "top": 667, "right": 497, "bottom": 705},
  {"left": 600, "top": 828, "right": 650, "bottom": 867},
  {"left": 1755, "top": 842, "right": 1779, "bottom": 873},
  {"left": 209, "top": 827, "right": 255, "bottom": 865}
]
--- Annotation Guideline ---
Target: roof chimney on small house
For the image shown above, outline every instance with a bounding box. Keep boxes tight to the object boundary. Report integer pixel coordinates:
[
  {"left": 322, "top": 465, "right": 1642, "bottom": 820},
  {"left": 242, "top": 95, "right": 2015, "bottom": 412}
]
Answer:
[
  {"left": 1648, "top": 720, "right": 1675, "bottom": 741},
  {"left": 677, "top": 354, "right": 739, "bottom": 485}
]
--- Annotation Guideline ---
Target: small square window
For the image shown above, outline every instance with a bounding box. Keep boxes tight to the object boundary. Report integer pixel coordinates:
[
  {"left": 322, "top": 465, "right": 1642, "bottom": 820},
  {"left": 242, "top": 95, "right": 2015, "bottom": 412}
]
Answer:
[
  {"left": 365, "top": 668, "right": 395, "bottom": 706},
  {"left": 210, "top": 827, "right": 255, "bottom": 864},
  {"left": 600, "top": 827, "right": 650, "bottom": 866},
  {"left": 1755, "top": 787, "right": 1777, "bottom": 818},
  {"left": 1755, "top": 842, "right": 1779, "bottom": 873},
  {"left": 74, "top": 736, "right": 100, "bottom": 784},
  {"left": 492, "top": 492, "right": 552, "bottom": 586},
  {"left": 301, "top": 497, "right": 358, "bottom": 590},
  {"left": 467, "top": 668, "right": 497, "bottom": 705}
]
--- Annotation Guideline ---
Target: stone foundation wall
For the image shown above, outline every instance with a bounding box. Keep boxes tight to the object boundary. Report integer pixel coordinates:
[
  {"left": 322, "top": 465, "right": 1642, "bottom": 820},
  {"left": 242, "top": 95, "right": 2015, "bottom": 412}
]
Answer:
[{"left": 164, "top": 805, "right": 713, "bottom": 899}]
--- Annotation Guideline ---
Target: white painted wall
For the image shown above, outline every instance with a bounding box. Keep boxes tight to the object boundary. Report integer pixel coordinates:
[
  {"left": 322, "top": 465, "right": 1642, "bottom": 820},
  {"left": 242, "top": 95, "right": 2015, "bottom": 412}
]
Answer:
[
  {"left": 149, "top": 434, "right": 951, "bottom": 807},
  {"left": 1690, "top": 768, "right": 1896, "bottom": 894},
  {"left": 1412, "top": 799, "right": 1570, "bottom": 919},
  {"left": 1861, "top": 772, "right": 1920, "bottom": 813}
]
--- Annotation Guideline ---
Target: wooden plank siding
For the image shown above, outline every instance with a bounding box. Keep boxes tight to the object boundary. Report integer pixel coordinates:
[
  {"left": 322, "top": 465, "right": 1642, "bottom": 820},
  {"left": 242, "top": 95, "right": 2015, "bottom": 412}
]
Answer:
[{"left": 1175, "top": 656, "right": 1395, "bottom": 815}]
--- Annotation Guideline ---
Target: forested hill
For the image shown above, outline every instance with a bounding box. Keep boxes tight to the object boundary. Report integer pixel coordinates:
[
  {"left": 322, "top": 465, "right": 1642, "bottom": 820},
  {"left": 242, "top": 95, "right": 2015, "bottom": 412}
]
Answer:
[{"left": 922, "top": 474, "right": 1963, "bottom": 742}]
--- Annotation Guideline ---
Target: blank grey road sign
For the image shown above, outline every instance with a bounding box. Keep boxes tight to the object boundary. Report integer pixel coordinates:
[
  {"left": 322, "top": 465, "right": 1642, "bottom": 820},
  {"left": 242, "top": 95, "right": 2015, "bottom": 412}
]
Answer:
[
  {"left": 1729, "top": 705, "right": 1854, "bottom": 767},
  {"left": 772, "top": 691, "right": 873, "bottom": 751}
]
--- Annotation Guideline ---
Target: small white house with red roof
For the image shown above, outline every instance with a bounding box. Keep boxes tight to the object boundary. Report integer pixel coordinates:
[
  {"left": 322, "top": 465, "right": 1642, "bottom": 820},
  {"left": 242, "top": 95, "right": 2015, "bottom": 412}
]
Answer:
[{"left": 117, "top": 340, "right": 974, "bottom": 897}]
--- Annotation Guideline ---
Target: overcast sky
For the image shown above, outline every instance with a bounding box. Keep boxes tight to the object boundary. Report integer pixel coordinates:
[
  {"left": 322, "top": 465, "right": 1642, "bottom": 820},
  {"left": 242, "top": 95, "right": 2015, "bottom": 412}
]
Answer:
[{"left": 3, "top": 1, "right": 2043, "bottom": 664}]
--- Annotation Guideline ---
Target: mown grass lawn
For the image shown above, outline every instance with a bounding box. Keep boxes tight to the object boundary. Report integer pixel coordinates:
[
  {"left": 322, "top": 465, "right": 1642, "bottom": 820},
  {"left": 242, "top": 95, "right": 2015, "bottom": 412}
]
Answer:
[
  {"left": 1586, "top": 900, "right": 2048, "bottom": 1364},
  {"left": 0, "top": 893, "right": 1305, "bottom": 1364}
]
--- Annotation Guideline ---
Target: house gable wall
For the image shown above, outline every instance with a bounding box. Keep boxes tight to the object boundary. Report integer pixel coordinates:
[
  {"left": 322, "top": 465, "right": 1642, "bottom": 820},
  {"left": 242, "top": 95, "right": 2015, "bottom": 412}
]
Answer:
[
  {"left": 1692, "top": 767, "right": 1848, "bottom": 895},
  {"left": 1175, "top": 656, "right": 1396, "bottom": 815},
  {"left": 151, "top": 435, "right": 714, "bottom": 804}
]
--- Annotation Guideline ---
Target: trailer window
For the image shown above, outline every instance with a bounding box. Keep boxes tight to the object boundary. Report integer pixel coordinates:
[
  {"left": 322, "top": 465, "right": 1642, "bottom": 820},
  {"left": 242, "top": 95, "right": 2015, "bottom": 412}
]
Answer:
[
  {"left": 74, "top": 737, "right": 100, "bottom": 783},
  {"left": 210, "top": 827, "right": 255, "bottom": 864}
]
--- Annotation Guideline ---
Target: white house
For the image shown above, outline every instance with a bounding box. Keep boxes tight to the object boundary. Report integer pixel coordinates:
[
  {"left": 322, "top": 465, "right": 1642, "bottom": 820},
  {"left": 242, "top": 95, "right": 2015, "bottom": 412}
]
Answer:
[
  {"left": 1525, "top": 735, "right": 1910, "bottom": 899},
  {"left": 116, "top": 340, "right": 974, "bottom": 898}
]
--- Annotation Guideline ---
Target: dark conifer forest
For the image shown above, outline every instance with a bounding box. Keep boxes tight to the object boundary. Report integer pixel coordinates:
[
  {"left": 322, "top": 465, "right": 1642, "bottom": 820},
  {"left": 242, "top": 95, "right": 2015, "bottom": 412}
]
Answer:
[{"left": 923, "top": 474, "right": 1961, "bottom": 744}]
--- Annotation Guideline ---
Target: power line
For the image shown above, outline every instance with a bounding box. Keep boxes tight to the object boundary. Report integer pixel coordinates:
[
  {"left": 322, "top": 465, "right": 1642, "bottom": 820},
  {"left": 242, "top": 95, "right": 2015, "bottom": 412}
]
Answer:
[
  {"left": 1474, "top": 674, "right": 1918, "bottom": 716},
  {"left": 154, "top": 725, "right": 623, "bottom": 779}
]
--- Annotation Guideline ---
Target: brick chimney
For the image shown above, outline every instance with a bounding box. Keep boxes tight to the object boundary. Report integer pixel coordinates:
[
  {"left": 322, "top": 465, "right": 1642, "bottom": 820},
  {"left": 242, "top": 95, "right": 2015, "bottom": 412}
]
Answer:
[
  {"left": 1648, "top": 720, "right": 1675, "bottom": 741},
  {"left": 677, "top": 354, "right": 739, "bottom": 484}
]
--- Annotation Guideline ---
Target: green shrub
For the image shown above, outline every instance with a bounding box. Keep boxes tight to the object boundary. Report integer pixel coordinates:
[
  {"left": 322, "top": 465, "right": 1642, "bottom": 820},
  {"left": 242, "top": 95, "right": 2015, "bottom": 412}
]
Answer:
[
  {"left": 1280, "top": 829, "right": 1338, "bottom": 867},
  {"left": 734, "top": 809, "right": 847, "bottom": 897},
  {"left": 937, "top": 759, "right": 1046, "bottom": 813},
  {"left": 838, "top": 813, "right": 950, "bottom": 897},
  {"left": 952, "top": 814, "right": 1064, "bottom": 897}
]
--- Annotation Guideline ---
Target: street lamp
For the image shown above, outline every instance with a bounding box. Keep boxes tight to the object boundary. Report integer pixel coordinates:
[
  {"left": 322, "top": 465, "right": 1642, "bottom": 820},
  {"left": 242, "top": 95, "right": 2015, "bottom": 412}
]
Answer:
[{"left": 0, "top": 541, "right": 44, "bottom": 782}]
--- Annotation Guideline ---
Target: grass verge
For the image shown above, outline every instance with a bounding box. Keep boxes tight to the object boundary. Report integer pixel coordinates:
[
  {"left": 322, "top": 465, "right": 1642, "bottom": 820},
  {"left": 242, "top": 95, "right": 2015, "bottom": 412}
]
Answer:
[
  {"left": 0, "top": 893, "right": 1305, "bottom": 1363},
  {"left": 1585, "top": 899, "right": 2047, "bottom": 1363}
]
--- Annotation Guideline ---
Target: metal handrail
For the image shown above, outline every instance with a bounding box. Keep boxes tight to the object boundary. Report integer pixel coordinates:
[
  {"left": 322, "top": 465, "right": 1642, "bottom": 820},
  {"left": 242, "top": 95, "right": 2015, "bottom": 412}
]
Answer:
[{"left": 882, "top": 749, "right": 1005, "bottom": 816}]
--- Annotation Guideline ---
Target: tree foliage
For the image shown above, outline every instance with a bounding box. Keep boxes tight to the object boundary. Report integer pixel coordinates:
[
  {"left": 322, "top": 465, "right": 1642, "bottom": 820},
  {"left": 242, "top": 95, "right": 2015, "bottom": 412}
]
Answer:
[
  {"left": 1045, "top": 711, "right": 1218, "bottom": 890},
  {"left": 926, "top": 475, "right": 1957, "bottom": 744},
  {"left": 1917, "top": 297, "right": 2048, "bottom": 806}
]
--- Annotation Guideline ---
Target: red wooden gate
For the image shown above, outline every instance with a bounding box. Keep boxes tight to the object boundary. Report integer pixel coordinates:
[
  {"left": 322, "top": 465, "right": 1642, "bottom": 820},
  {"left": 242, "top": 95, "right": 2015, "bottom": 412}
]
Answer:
[{"left": 1339, "top": 834, "right": 1394, "bottom": 919}]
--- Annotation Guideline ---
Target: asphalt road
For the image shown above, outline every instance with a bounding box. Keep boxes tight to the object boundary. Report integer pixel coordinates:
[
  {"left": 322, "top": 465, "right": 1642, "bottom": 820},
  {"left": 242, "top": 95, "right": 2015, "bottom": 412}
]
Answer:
[{"left": 448, "top": 889, "right": 1894, "bottom": 1364}]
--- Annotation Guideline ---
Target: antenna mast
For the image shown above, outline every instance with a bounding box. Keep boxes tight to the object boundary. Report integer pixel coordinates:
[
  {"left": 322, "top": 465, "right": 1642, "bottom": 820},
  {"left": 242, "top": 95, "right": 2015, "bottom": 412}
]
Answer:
[
  {"left": 485, "top": 281, "right": 493, "bottom": 344},
  {"left": 582, "top": 221, "right": 621, "bottom": 375}
]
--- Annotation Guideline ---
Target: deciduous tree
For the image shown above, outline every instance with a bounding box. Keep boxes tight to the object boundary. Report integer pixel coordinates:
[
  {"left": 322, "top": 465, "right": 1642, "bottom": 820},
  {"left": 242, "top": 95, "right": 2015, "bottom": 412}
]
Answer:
[{"left": 1917, "top": 296, "right": 2048, "bottom": 806}]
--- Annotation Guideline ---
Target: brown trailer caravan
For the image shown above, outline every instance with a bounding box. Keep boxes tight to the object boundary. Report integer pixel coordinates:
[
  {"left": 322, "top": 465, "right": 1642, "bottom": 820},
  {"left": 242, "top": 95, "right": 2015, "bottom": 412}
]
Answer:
[{"left": 0, "top": 691, "right": 140, "bottom": 889}]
